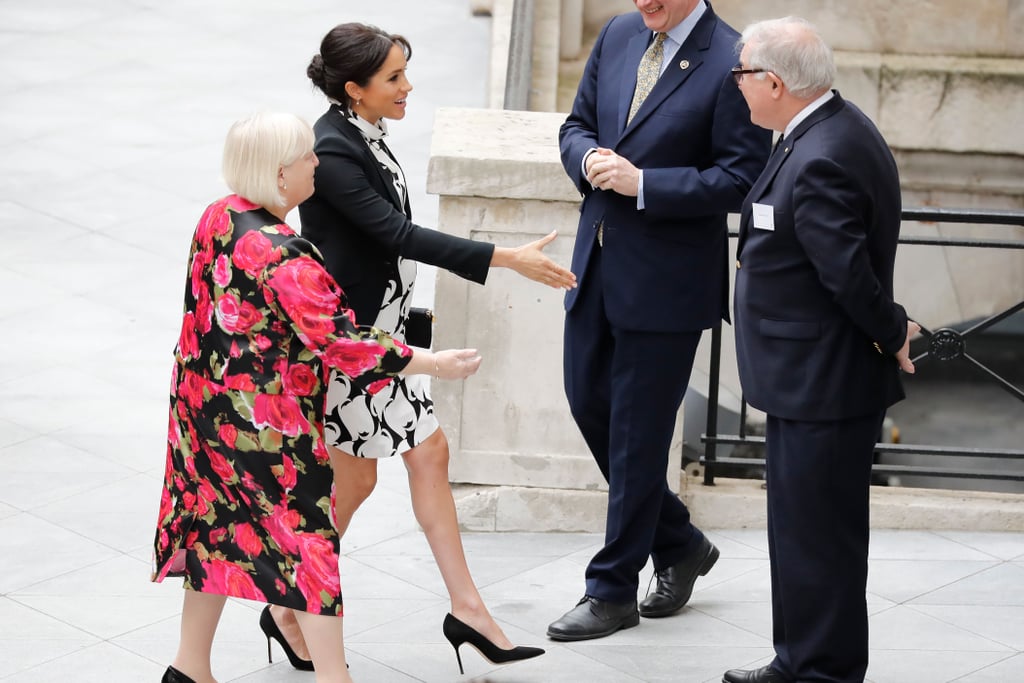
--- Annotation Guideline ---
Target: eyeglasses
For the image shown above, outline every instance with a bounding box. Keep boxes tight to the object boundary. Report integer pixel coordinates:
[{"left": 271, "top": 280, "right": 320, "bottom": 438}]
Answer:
[{"left": 731, "top": 66, "right": 767, "bottom": 85}]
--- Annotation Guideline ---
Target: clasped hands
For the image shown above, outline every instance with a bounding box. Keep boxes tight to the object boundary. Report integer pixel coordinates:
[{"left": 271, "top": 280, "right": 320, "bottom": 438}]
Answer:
[{"left": 586, "top": 147, "right": 639, "bottom": 197}]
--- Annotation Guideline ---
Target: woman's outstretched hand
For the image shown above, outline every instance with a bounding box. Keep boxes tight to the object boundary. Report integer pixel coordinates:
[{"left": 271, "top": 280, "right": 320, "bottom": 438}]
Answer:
[{"left": 493, "top": 231, "right": 577, "bottom": 290}]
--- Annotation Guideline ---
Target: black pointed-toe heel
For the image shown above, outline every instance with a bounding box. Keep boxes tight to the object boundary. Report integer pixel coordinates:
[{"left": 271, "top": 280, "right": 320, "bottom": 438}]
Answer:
[
  {"left": 161, "top": 666, "right": 197, "bottom": 683},
  {"left": 259, "top": 605, "right": 315, "bottom": 671},
  {"left": 442, "top": 613, "right": 545, "bottom": 675}
]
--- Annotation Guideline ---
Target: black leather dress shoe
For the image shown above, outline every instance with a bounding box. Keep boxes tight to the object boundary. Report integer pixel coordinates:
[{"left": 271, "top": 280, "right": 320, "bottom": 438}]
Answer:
[
  {"left": 639, "top": 535, "right": 719, "bottom": 617},
  {"left": 722, "top": 664, "right": 787, "bottom": 683},
  {"left": 546, "top": 596, "right": 639, "bottom": 641}
]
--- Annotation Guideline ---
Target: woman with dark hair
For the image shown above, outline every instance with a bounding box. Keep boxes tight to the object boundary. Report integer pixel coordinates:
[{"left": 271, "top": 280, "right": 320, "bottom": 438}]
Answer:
[
  {"left": 260, "top": 22, "right": 561, "bottom": 676},
  {"left": 152, "top": 111, "right": 481, "bottom": 683}
]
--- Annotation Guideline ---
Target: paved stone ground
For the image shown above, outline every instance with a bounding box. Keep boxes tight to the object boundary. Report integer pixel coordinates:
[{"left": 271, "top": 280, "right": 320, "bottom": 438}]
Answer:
[{"left": 1, "top": 2, "right": 1023, "bottom": 682}]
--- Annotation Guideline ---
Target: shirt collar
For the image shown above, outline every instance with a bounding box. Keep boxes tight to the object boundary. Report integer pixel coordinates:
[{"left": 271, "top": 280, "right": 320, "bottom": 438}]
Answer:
[
  {"left": 784, "top": 89, "right": 835, "bottom": 139},
  {"left": 334, "top": 102, "right": 389, "bottom": 141},
  {"left": 661, "top": 0, "right": 707, "bottom": 49}
]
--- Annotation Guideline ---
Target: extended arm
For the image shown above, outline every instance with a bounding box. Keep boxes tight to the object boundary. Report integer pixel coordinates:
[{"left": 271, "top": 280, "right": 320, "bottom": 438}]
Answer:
[
  {"left": 314, "top": 133, "right": 573, "bottom": 289},
  {"left": 262, "top": 237, "right": 479, "bottom": 384}
]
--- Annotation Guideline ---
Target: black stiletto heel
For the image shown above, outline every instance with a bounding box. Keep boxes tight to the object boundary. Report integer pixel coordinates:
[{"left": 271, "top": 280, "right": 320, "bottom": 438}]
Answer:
[
  {"left": 259, "top": 605, "right": 315, "bottom": 671},
  {"left": 442, "top": 613, "right": 544, "bottom": 675},
  {"left": 161, "top": 666, "right": 197, "bottom": 683}
]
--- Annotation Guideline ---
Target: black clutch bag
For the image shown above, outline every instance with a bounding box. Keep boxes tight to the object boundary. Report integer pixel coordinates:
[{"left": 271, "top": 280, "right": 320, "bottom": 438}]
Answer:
[{"left": 404, "top": 307, "right": 434, "bottom": 347}]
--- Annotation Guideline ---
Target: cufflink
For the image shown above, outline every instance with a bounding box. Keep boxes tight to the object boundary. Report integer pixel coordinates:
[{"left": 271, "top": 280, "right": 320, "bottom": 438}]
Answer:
[{"left": 873, "top": 341, "right": 883, "bottom": 354}]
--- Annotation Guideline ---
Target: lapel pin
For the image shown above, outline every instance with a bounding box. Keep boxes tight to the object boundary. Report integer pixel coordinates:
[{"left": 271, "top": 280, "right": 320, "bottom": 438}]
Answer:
[{"left": 679, "top": 59, "right": 690, "bottom": 70}]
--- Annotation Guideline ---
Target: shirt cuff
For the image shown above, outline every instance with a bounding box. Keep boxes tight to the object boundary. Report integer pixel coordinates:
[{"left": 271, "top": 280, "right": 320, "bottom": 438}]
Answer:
[{"left": 582, "top": 148, "right": 598, "bottom": 189}]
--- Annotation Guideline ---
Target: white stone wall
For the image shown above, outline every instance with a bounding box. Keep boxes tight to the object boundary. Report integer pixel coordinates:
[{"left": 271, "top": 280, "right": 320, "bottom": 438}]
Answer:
[{"left": 575, "top": 0, "right": 1024, "bottom": 58}]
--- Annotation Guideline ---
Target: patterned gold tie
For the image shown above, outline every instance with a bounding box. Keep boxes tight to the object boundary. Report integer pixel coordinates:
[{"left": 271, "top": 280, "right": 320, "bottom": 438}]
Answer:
[{"left": 627, "top": 32, "right": 667, "bottom": 125}]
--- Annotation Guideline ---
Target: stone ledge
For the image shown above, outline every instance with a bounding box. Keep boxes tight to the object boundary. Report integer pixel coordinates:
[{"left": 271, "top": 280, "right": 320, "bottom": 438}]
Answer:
[
  {"left": 710, "top": 1, "right": 1024, "bottom": 58},
  {"left": 845, "top": 52, "right": 1024, "bottom": 156},
  {"left": 453, "top": 477, "right": 1024, "bottom": 532},
  {"left": 894, "top": 149, "right": 1024, "bottom": 196},
  {"left": 681, "top": 477, "right": 1024, "bottom": 531},
  {"left": 427, "top": 107, "right": 578, "bottom": 202},
  {"left": 452, "top": 483, "right": 608, "bottom": 532}
]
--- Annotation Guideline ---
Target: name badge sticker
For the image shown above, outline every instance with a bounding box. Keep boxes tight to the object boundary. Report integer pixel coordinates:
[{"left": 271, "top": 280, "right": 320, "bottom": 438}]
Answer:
[{"left": 752, "top": 203, "right": 775, "bottom": 231}]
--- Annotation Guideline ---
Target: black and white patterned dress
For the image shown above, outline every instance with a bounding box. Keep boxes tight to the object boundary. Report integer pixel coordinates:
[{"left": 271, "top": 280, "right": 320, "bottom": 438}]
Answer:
[{"left": 321, "top": 110, "right": 439, "bottom": 458}]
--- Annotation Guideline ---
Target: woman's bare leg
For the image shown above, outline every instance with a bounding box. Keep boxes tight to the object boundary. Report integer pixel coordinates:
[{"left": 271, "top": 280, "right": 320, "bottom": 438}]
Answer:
[
  {"left": 293, "top": 611, "right": 354, "bottom": 683},
  {"left": 171, "top": 590, "right": 226, "bottom": 683},
  {"left": 275, "top": 445, "right": 378, "bottom": 651},
  {"left": 402, "top": 428, "right": 514, "bottom": 648},
  {"left": 328, "top": 444, "right": 380, "bottom": 537},
  {"left": 266, "top": 604, "right": 310, "bottom": 660}
]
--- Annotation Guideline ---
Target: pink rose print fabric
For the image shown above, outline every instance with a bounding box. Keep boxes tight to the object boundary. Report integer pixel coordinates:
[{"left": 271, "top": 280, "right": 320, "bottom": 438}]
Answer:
[{"left": 152, "top": 195, "right": 411, "bottom": 615}]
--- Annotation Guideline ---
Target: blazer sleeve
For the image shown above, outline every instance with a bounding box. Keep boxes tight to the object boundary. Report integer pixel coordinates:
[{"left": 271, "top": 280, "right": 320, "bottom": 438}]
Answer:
[
  {"left": 312, "top": 132, "right": 493, "bottom": 285},
  {"left": 558, "top": 19, "right": 609, "bottom": 195},
  {"left": 643, "top": 71, "right": 771, "bottom": 219},
  {"left": 792, "top": 157, "right": 908, "bottom": 353}
]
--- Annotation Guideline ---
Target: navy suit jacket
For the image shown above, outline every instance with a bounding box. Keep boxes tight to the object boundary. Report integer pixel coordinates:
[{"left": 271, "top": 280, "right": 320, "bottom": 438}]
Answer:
[
  {"left": 559, "top": 6, "right": 770, "bottom": 332},
  {"left": 298, "top": 107, "right": 493, "bottom": 324},
  {"left": 734, "top": 93, "right": 908, "bottom": 421}
]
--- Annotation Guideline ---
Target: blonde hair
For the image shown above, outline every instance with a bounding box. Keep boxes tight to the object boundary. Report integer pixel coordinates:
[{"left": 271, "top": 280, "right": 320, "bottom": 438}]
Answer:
[{"left": 221, "top": 112, "right": 314, "bottom": 209}]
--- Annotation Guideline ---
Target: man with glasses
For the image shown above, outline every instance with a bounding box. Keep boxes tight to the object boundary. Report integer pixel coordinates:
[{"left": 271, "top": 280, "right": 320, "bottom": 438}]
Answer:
[
  {"left": 548, "top": 0, "right": 769, "bottom": 642},
  {"left": 727, "top": 17, "right": 919, "bottom": 683}
]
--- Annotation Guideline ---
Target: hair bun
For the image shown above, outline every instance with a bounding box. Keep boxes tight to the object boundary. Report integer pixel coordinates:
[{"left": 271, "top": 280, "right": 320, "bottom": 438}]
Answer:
[{"left": 307, "top": 54, "right": 327, "bottom": 89}]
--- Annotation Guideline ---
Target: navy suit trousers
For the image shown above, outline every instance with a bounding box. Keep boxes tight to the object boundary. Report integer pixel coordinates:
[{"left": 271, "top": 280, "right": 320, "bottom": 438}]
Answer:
[
  {"left": 766, "top": 411, "right": 885, "bottom": 683},
  {"left": 564, "top": 243, "right": 703, "bottom": 603}
]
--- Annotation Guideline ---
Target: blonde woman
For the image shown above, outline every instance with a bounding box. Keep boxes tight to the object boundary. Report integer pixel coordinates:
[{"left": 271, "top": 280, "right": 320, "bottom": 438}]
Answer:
[{"left": 152, "top": 111, "right": 480, "bottom": 683}]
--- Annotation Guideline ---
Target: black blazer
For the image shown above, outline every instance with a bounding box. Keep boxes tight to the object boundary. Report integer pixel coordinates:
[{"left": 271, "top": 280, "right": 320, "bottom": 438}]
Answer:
[
  {"left": 734, "top": 93, "right": 907, "bottom": 421},
  {"left": 299, "top": 107, "right": 493, "bottom": 325}
]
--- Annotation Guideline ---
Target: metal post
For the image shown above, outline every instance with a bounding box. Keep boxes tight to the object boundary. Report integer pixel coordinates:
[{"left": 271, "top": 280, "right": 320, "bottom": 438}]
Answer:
[
  {"left": 503, "top": 0, "right": 535, "bottom": 110},
  {"left": 703, "top": 324, "right": 722, "bottom": 485}
]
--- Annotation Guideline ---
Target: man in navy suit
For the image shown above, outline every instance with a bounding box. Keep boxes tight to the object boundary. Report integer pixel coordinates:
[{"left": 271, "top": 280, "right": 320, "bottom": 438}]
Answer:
[
  {"left": 726, "top": 17, "right": 920, "bottom": 683},
  {"left": 548, "top": 0, "right": 769, "bottom": 641}
]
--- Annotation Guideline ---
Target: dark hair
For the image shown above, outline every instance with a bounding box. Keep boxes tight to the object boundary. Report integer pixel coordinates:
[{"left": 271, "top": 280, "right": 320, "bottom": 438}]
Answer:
[{"left": 307, "top": 23, "right": 412, "bottom": 107}]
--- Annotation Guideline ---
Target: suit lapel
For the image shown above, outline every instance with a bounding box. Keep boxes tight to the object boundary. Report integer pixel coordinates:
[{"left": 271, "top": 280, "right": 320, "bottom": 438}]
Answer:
[
  {"left": 737, "top": 93, "right": 846, "bottom": 257},
  {"left": 619, "top": 9, "right": 717, "bottom": 136},
  {"left": 743, "top": 138, "right": 789, "bottom": 206},
  {"left": 746, "top": 92, "right": 846, "bottom": 203},
  {"left": 737, "top": 144, "right": 788, "bottom": 257},
  {"left": 326, "top": 107, "right": 404, "bottom": 211}
]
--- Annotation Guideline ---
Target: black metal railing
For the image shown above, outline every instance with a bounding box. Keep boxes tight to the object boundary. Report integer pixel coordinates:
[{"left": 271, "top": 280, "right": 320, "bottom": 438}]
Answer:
[{"left": 701, "top": 207, "right": 1024, "bottom": 486}]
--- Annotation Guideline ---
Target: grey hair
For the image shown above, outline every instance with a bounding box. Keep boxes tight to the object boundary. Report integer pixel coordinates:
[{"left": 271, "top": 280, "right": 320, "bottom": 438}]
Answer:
[{"left": 738, "top": 17, "right": 836, "bottom": 99}]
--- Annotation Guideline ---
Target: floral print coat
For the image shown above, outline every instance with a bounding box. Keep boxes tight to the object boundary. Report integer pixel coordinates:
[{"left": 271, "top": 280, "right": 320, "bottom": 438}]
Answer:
[{"left": 151, "top": 195, "right": 411, "bottom": 615}]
